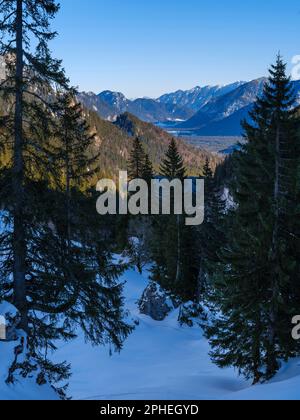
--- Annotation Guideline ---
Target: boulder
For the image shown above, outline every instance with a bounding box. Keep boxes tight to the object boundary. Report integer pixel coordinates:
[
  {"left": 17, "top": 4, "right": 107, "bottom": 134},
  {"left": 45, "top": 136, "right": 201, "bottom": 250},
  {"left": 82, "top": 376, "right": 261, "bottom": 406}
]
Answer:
[{"left": 139, "top": 282, "right": 174, "bottom": 321}]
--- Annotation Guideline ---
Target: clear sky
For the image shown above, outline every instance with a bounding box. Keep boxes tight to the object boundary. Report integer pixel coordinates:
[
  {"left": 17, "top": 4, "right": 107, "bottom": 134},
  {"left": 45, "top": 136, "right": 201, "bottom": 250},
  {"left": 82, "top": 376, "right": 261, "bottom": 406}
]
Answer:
[{"left": 51, "top": 0, "right": 300, "bottom": 98}]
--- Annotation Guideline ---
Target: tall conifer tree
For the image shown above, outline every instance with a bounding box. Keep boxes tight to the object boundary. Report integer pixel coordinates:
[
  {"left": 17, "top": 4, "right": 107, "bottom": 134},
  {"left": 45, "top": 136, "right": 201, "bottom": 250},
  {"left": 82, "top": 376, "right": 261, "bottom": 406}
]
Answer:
[
  {"left": 206, "top": 56, "right": 300, "bottom": 383},
  {"left": 160, "top": 138, "right": 186, "bottom": 180},
  {"left": 128, "top": 137, "right": 145, "bottom": 179},
  {"left": 142, "top": 154, "right": 154, "bottom": 185},
  {"left": 0, "top": 0, "right": 68, "bottom": 332},
  {"left": 150, "top": 139, "right": 199, "bottom": 301},
  {"left": 0, "top": 1, "right": 132, "bottom": 392}
]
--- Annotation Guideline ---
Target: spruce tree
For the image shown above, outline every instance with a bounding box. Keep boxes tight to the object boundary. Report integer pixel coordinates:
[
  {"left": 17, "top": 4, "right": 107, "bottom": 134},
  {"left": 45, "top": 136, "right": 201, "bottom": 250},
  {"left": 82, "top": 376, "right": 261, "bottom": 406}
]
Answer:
[
  {"left": 54, "top": 90, "right": 99, "bottom": 244},
  {"left": 196, "top": 158, "right": 225, "bottom": 301},
  {"left": 142, "top": 154, "right": 154, "bottom": 184},
  {"left": 160, "top": 139, "right": 186, "bottom": 294},
  {"left": 206, "top": 56, "right": 300, "bottom": 383},
  {"left": 203, "top": 158, "right": 213, "bottom": 180},
  {"left": 160, "top": 138, "right": 186, "bottom": 180},
  {"left": 150, "top": 139, "right": 199, "bottom": 301},
  {"left": 0, "top": 0, "right": 68, "bottom": 333},
  {"left": 128, "top": 137, "right": 145, "bottom": 179},
  {"left": 0, "top": 1, "right": 132, "bottom": 393}
]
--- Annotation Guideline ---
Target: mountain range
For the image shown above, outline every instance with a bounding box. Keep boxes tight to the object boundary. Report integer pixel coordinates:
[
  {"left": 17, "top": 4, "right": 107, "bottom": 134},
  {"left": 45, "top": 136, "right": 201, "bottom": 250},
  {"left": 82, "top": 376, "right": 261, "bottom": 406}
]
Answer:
[
  {"left": 2, "top": 54, "right": 300, "bottom": 137},
  {"left": 0, "top": 57, "right": 221, "bottom": 175},
  {"left": 79, "top": 79, "right": 300, "bottom": 136},
  {"left": 78, "top": 91, "right": 194, "bottom": 124},
  {"left": 78, "top": 82, "right": 246, "bottom": 126},
  {"left": 157, "top": 82, "right": 246, "bottom": 111},
  {"left": 176, "top": 78, "right": 267, "bottom": 135}
]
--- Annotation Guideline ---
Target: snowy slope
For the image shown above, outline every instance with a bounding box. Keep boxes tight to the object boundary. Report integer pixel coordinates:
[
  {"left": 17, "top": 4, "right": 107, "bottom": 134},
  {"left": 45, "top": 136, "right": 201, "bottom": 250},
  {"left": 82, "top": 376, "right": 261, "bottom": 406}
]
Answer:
[
  {"left": 2, "top": 268, "right": 300, "bottom": 400},
  {"left": 53, "top": 268, "right": 300, "bottom": 401},
  {"left": 0, "top": 345, "right": 58, "bottom": 401},
  {"left": 0, "top": 303, "right": 58, "bottom": 401},
  {"left": 54, "top": 269, "right": 244, "bottom": 400},
  {"left": 226, "top": 359, "right": 300, "bottom": 400}
]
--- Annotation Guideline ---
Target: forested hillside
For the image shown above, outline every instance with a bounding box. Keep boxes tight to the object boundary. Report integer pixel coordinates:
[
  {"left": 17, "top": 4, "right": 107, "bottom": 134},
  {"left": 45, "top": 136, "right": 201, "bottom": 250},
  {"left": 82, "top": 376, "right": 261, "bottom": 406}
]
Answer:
[
  {"left": 0, "top": 78, "right": 222, "bottom": 181},
  {"left": 82, "top": 110, "right": 222, "bottom": 179}
]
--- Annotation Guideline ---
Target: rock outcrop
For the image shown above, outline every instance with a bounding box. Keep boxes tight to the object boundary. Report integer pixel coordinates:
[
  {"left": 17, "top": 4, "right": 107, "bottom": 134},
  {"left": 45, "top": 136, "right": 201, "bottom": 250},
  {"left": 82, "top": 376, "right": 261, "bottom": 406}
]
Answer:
[{"left": 139, "top": 282, "right": 175, "bottom": 321}]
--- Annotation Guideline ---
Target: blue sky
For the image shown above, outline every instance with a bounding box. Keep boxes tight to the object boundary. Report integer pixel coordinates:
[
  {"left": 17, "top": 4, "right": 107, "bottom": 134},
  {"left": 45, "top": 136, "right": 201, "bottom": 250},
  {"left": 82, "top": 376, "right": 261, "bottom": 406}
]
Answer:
[{"left": 52, "top": 0, "right": 300, "bottom": 98}]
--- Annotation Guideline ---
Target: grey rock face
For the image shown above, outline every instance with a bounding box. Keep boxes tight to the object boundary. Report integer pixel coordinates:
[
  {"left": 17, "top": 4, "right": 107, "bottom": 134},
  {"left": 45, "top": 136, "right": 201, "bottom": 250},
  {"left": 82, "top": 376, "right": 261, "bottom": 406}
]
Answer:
[{"left": 139, "top": 282, "right": 174, "bottom": 321}]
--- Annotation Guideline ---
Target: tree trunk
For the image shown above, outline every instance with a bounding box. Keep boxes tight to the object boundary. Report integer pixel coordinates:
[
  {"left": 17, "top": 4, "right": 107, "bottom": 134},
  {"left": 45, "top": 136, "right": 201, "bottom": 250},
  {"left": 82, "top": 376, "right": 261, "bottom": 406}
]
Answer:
[
  {"left": 272, "top": 124, "right": 281, "bottom": 250},
  {"left": 267, "top": 123, "right": 281, "bottom": 377},
  {"left": 197, "top": 253, "right": 204, "bottom": 303},
  {"left": 13, "top": 0, "right": 28, "bottom": 332},
  {"left": 65, "top": 120, "right": 71, "bottom": 250},
  {"left": 252, "top": 312, "right": 263, "bottom": 385}
]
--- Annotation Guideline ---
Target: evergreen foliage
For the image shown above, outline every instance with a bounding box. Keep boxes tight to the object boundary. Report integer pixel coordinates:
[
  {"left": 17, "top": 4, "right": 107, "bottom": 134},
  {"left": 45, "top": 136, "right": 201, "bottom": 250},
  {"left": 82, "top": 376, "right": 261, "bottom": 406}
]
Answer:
[
  {"left": 160, "top": 138, "right": 186, "bottom": 180},
  {"left": 0, "top": 0, "right": 132, "bottom": 395},
  {"left": 128, "top": 137, "right": 145, "bottom": 179},
  {"left": 205, "top": 56, "right": 300, "bottom": 383},
  {"left": 150, "top": 139, "right": 199, "bottom": 301},
  {"left": 142, "top": 154, "right": 154, "bottom": 184}
]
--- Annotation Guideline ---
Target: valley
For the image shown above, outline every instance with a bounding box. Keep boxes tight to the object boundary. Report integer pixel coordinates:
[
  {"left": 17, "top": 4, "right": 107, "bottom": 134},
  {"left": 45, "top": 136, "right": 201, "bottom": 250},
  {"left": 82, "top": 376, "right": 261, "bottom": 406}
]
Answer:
[
  {"left": 79, "top": 79, "right": 300, "bottom": 154},
  {"left": 182, "top": 135, "right": 243, "bottom": 154},
  {"left": 156, "top": 121, "right": 243, "bottom": 153}
]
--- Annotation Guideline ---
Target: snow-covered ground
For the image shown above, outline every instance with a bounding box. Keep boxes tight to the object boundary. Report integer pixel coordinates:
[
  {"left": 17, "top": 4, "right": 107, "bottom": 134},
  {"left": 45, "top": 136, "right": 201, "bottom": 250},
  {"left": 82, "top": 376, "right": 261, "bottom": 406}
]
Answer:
[
  {"left": 1, "top": 267, "right": 300, "bottom": 400},
  {"left": 0, "top": 304, "right": 58, "bottom": 400},
  {"left": 0, "top": 345, "right": 57, "bottom": 401},
  {"left": 53, "top": 268, "right": 300, "bottom": 401}
]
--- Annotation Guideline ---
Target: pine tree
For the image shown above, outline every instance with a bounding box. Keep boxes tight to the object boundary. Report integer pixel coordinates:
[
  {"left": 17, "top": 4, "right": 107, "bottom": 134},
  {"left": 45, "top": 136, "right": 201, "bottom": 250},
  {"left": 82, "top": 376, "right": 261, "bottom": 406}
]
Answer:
[
  {"left": 142, "top": 154, "right": 154, "bottom": 184},
  {"left": 150, "top": 139, "right": 199, "bottom": 301},
  {"left": 258, "top": 57, "right": 300, "bottom": 377},
  {"left": 206, "top": 56, "right": 300, "bottom": 383},
  {"left": 54, "top": 90, "right": 99, "bottom": 244},
  {"left": 0, "top": 1, "right": 132, "bottom": 392},
  {"left": 160, "top": 139, "right": 186, "bottom": 293},
  {"left": 128, "top": 137, "right": 145, "bottom": 179},
  {"left": 0, "top": 0, "right": 68, "bottom": 333},
  {"left": 160, "top": 138, "right": 186, "bottom": 180},
  {"left": 203, "top": 158, "right": 213, "bottom": 180},
  {"left": 196, "top": 159, "right": 225, "bottom": 302}
]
